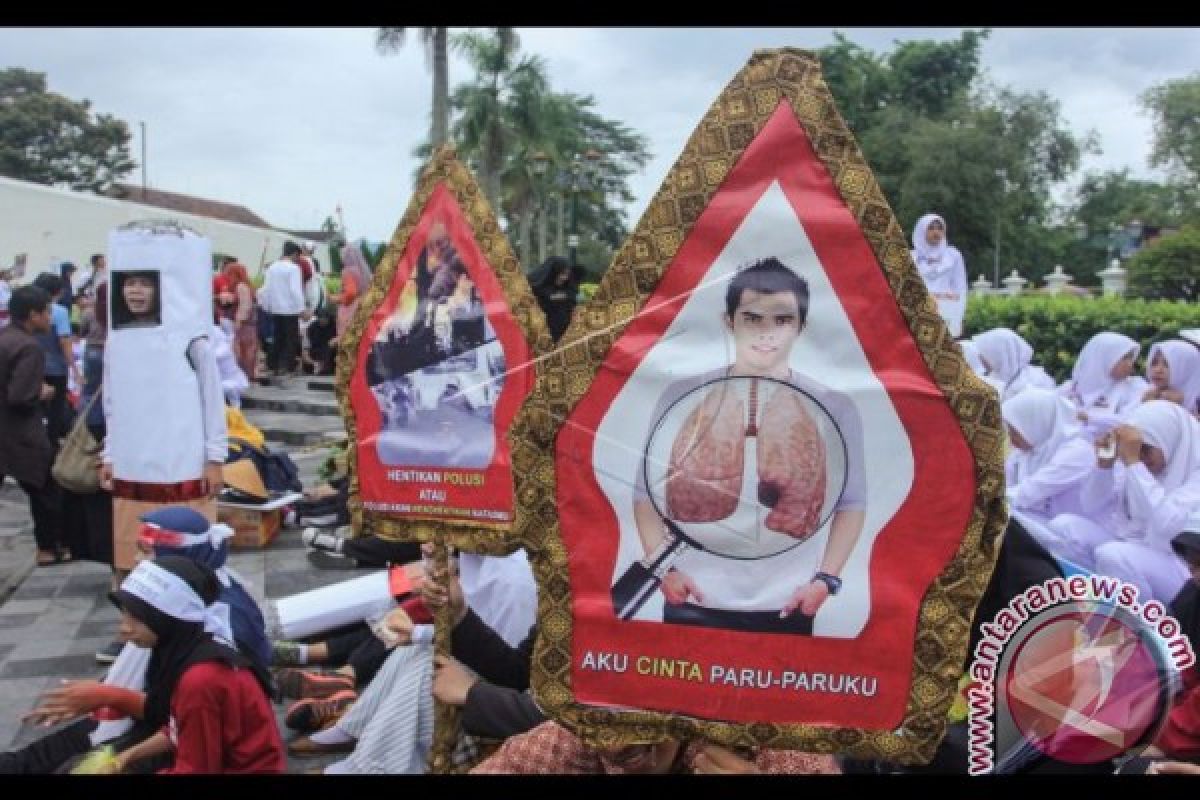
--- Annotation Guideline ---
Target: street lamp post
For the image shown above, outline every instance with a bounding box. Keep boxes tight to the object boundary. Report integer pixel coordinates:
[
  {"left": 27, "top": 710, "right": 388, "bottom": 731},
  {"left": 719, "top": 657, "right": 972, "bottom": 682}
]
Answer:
[
  {"left": 531, "top": 148, "right": 603, "bottom": 270},
  {"left": 993, "top": 168, "right": 1008, "bottom": 289}
]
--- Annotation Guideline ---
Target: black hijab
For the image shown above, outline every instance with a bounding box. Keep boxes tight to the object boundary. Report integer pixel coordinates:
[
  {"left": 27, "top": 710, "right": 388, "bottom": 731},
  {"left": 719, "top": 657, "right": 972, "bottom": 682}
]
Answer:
[{"left": 113, "top": 556, "right": 273, "bottom": 727}]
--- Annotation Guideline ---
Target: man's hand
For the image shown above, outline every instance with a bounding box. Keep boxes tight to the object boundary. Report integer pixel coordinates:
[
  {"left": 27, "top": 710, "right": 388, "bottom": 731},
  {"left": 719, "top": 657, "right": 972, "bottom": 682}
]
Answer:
[
  {"left": 782, "top": 580, "right": 831, "bottom": 617},
  {"left": 661, "top": 568, "right": 704, "bottom": 606},
  {"left": 300, "top": 310, "right": 313, "bottom": 323},
  {"left": 203, "top": 462, "right": 223, "bottom": 499},
  {"left": 40, "top": 382, "right": 55, "bottom": 402},
  {"left": 98, "top": 463, "right": 114, "bottom": 491},
  {"left": 691, "top": 744, "right": 761, "bottom": 774},
  {"left": 432, "top": 654, "right": 478, "bottom": 707},
  {"left": 1114, "top": 424, "right": 1143, "bottom": 466},
  {"left": 23, "top": 679, "right": 107, "bottom": 727}
]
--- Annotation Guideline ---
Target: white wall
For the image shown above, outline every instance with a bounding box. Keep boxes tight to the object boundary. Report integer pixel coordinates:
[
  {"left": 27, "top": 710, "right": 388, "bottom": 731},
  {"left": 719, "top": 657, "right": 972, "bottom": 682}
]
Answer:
[{"left": 0, "top": 176, "right": 331, "bottom": 283}]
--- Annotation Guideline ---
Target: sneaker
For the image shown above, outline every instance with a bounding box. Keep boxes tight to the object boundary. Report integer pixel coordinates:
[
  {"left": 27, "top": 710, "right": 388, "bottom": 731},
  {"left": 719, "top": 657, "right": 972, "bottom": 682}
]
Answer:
[
  {"left": 95, "top": 640, "right": 124, "bottom": 665},
  {"left": 302, "top": 527, "right": 344, "bottom": 553},
  {"left": 299, "top": 513, "right": 341, "bottom": 528},
  {"left": 271, "top": 640, "right": 305, "bottom": 667},
  {"left": 274, "top": 668, "right": 355, "bottom": 700},
  {"left": 306, "top": 550, "right": 360, "bottom": 571},
  {"left": 285, "top": 689, "right": 357, "bottom": 733}
]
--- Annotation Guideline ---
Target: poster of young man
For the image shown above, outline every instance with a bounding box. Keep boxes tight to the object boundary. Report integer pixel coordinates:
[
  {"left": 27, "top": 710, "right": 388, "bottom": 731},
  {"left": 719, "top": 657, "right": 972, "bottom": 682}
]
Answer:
[
  {"left": 509, "top": 50, "right": 1007, "bottom": 760},
  {"left": 342, "top": 155, "right": 548, "bottom": 535}
]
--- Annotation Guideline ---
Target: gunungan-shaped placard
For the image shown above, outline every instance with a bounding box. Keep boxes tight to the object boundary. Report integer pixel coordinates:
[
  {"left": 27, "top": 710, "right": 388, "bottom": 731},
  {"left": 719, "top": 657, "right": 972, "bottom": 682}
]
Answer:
[
  {"left": 508, "top": 49, "right": 1008, "bottom": 763},
  {"left": 337, "top": 147, "right": 551, "bottom": 549}
]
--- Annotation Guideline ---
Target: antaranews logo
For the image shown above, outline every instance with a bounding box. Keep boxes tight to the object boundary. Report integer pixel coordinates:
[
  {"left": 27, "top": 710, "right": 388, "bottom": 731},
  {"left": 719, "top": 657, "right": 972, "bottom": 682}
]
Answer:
[{"left": 967, "top": 574, "right": 1195, "bottom": 775}]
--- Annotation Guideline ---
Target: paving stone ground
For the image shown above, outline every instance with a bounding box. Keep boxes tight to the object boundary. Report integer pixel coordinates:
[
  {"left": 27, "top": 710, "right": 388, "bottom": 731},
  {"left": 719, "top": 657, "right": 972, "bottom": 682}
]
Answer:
[{"left": 0, "top": 376, "right": 363, "bottom": 773}]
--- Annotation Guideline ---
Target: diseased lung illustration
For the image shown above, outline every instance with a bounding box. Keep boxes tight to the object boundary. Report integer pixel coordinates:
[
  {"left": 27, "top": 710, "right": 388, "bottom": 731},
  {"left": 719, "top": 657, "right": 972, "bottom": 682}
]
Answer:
[{"left": 665, "top": 379, "right": 827, "bottom": 541}]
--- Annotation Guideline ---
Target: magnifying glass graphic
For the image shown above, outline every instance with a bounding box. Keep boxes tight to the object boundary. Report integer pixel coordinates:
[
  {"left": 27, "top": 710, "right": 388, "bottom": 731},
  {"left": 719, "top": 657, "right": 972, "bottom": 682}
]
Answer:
[{"left": 611, "top": 374, "right": 848, "bottom": 620}]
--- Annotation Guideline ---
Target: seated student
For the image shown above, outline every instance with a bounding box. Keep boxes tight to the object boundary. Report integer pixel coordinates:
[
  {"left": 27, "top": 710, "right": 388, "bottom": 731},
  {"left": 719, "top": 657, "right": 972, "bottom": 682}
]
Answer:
[
  {"left": 1003, "top": 389, "right": 1095, "bottom": 525},
  {"left": 22, "top": 556, "right": 284, "bottom": 774},
  {"left": 471, "top": 720, "right": 840, "bottom": 774},
  {"left": 972, "top": 328, "right": 1055, "bottom": 402},
  {"left": 1143, "top": 340, "right": 1200, "bottom": 416},
  {"left": 1059, "top": 331, "right": 1148, "bottom": 437},
  {"left": 1046, "top": 401, "right": 1200, "bottom": 602},
  {"left": 2, "top": 508, "right": 271, "bottom": 775},
  {"left": 287, "top": 548, "right": 538, "bottom": 774}
]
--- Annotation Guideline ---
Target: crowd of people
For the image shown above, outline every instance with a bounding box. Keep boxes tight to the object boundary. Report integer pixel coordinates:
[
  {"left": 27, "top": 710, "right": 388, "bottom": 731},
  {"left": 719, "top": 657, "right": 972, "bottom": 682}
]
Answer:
[{"left": 0, "top": 216, "right": 1197, "bottom": 776}]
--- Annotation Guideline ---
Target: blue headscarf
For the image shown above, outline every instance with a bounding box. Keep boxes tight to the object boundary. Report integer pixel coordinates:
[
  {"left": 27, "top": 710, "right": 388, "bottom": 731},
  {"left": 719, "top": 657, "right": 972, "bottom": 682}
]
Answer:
[{"left": 139, "top": 507, "right": 271, "bottom": 670}]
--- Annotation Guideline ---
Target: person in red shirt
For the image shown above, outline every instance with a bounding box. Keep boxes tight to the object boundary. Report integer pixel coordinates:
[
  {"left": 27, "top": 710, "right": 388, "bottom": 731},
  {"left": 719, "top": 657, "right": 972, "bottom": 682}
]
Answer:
[{"left": 24, "top": 556, "right": 285, "bottom": 774}]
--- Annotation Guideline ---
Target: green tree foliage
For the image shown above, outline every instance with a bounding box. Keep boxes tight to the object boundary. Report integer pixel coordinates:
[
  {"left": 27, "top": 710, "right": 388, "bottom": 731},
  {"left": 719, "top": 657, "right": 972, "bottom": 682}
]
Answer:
[
  {"left": 416, "top": 30, "right": 650, "bottom": 274},
  {"left": 0, "top": 68, "right": 135, "bottom": 193},
  {"left": 965, "top": 294, "right": 1200, "bottom": 382},
  {"left": 818, "top": 31, "right": 1090, "bottom": 288},
  {"left": 1142, "top": 73, "right": 1200, "bottom": 184},
  {"left": 1126, "top": 225, "right": 1200, "bottom": 301}
]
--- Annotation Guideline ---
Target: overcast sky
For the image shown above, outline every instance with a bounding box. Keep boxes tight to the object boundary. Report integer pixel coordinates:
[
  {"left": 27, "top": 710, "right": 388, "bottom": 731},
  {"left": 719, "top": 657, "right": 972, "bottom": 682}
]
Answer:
[{"left": 2, "top": 27, "right": 1196, "bottom": 244}]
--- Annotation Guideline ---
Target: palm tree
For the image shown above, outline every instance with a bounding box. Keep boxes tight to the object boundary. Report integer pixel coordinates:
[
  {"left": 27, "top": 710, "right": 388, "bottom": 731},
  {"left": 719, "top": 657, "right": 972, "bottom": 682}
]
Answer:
[
  {"left": 376, "top": 27, "right": 450, "bottom": 147},
  {"left": 450, "top": 29, "right": 541, "bottom": 210}
]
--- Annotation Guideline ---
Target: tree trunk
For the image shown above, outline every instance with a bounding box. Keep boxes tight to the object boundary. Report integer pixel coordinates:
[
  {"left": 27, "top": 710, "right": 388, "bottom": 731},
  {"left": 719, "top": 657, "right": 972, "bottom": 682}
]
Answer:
[
  {"left": 556, "top": 195, "right": 565, "bottom": 255},
  {"left": 518, "top": 205, "right": 534, "bottom": 270},
  {"left": 537, "top": 204, "right": 548, "bottom": 264},
  {"left": 431, "top": 28, "right": 449, "bottom": 148}
]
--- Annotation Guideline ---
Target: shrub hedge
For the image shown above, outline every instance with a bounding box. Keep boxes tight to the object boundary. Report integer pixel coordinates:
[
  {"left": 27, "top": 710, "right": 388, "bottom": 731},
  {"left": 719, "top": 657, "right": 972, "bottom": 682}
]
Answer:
[{"left": 964, "top": 294, "right": 1200, "bottom": 383}]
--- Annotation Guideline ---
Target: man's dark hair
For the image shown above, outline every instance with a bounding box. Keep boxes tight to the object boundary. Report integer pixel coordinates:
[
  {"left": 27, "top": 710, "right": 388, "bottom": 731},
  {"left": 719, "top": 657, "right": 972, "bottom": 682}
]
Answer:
[
  {"left": 90, "top": 253, "right": 105, "bottom": 267},
  {"left": 724, "top": 257, "right": 809, "bottom": 326},
  {"left": 9, "top": 285, "right": 50, "bottom": 323},
  {"left": 221, "top": 255, "right": 238, "bottom": 266},
  {"left": 33, "top": 272, "right": 65, "bottom": 297},
  {"left": 283, "top": 241, "right": 302, "bottom": 257}
]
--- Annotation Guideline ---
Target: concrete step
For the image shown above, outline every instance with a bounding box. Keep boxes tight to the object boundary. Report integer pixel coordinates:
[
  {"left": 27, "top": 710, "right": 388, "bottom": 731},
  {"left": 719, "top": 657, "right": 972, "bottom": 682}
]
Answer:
[
  {"left": 241, "top": 385, "right": 340, "bottom": 417},
  {"left": 241, "top": 409, "right": 347, "bottom": 448},
  {"left": 308, "top": 378, "right": 335, "bottom": 393}
]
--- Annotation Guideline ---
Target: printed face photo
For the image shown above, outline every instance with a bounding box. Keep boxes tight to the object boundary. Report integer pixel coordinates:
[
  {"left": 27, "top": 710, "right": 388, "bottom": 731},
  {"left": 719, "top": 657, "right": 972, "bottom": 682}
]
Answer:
[
  {"left": 576, "top": 182, "right": 915, "bottom": 640},
  {"left": 111, "top": 271, "right": 162, "bottom": 329}
]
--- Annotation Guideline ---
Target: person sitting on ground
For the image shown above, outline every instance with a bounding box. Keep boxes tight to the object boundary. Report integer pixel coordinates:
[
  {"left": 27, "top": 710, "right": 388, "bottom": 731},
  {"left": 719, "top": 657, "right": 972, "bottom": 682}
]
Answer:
[
  {"left": 971, "top": 328, "right": 1056, "bottom": 402},
  {"left": 302, "top": 523, "right": 422, "bottom": 570},
  {"left": 1059, "top": 331, "right": 1148, "bottom": 437},
  {"left": 1045, "top": 400, "right": 1200, "bottom": 602},
  {"left": 1143, "top": 340, "right": 1200, "bottom": 416},
  {"left": 470, "top": 720, "right": 840, "bottom": 774},
  {"left": 1, "top": 507, "right": 272, "bottom": 774},
  {"left": 22, "top": 556, "right": 284, "bottom": 774},
  {"left": 1002, "top": 389, "right": 1096, "bottom": 528},
  {"left": 287, "top": 547, "right": 540, "bottom": 774}
]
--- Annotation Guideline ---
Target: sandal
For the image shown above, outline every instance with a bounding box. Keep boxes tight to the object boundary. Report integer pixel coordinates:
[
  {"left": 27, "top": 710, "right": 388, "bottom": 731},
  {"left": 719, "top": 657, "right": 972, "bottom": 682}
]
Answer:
[{"left": 36, "top": 550, "right": 59, "bottom": 567}]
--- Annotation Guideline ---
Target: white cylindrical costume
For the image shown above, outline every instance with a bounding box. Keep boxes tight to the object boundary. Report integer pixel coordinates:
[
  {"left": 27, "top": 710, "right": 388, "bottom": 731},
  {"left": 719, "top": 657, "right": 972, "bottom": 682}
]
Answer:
[{"left": 103, "top": 221, "right": 226, "bottom": 570}]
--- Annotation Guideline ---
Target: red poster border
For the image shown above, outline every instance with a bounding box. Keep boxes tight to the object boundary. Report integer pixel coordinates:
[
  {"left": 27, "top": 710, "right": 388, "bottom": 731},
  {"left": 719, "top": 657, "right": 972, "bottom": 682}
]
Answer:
[
  {"left": 556, "top": 103, "right": 977, "bottom": 728},
  {"left": 349, "top": 184, "right": 533, "bottom": 525}
]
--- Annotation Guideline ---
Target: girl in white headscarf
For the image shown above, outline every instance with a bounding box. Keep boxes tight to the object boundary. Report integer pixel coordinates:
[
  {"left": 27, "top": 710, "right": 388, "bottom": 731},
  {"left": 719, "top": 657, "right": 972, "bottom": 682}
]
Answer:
[
  {"left": 1045, "top": 400, "right": 1200, "bottom": 602},
  {"left": 1144, "top": 340, "right": 1200, "bottom": 415},
  {"left": 911, "top": 213, "right": 968, "bottom": 338},
  {"left": 1003, "top": 389, "right": 1094, "bottom": 524},
  {"left": 972, "top": 328, "right": 1056, "bottom": 402},
  {"left": 1058, "top": 331, "right": 1148, "bottom": 436}
]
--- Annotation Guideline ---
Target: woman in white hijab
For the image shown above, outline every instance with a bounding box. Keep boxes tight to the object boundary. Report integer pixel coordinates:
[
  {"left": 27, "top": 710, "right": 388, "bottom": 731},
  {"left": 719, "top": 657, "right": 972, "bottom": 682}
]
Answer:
[
  {"left": 1058, "top": 331, "right": 1148, "bottom": 437},
  {"left": 1144, "top": 340, "right": 1200, "bottom": 415},
  {"left": 1003, "top": 389, "right": 1094, "bottom": 525},
  {"left": 911, "top": 213, "right": 968, "bottom": 338},
  {"left": 972, "top": 328, "right": 1056, "bottom": 402},
  {"left": 1044, "top": 400, "right": 1200, "bottom": 602}
]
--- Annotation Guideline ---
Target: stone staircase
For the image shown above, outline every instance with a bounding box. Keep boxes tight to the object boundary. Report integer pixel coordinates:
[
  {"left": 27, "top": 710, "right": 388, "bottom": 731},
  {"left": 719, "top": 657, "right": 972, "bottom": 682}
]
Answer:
[{"left": 240, "top": 376, "right": 346, "bottom": 451}]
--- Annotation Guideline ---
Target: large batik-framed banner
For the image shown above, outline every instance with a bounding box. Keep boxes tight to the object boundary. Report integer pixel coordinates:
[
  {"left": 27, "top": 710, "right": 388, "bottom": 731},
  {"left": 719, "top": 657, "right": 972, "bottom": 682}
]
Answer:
[
  {"left": 510, "top": 49, "right": 1008, "bottom": 762},
  {"left": 336, "top": 148, "right": 551, "bottom": 771},
  {"left": 337, "top": 146, "right": 551, "bottom": 551}
]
